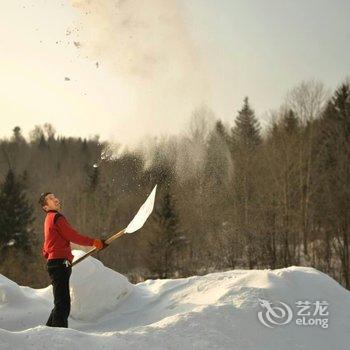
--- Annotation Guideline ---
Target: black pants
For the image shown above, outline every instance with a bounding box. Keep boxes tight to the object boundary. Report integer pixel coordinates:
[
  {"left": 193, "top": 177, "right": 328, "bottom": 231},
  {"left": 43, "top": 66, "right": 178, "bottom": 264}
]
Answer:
[{"left": 46, "top": 259, "right": 72, "bottom": 328}]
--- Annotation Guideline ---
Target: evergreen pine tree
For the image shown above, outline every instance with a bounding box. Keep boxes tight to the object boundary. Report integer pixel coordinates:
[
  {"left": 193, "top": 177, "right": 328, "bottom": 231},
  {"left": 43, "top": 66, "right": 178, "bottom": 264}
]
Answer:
[
  {"left": 0, "top": 169, "right": 34, "bottom": 253},
  {"left": 230, "top": 97, "right": 261, "bottom": 268},
  {"left": 316, "top": 82, "right": 350, "bottom": 287},
  {"left": 205, "top": 120, "right": 231, "bottom": 187},
  {"left": 282, "top": 109, "right": 299, "bottom": 134},
  {"left": 148, "top": 190, "right": 185, "bottom": 278},
  {"left": 232, "top": 97, "right": 261, "bottom": 150}
]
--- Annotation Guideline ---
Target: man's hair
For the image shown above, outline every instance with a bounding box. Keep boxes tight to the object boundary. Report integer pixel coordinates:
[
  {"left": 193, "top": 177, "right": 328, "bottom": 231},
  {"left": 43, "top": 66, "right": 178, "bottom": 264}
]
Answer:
[{"left": 38, "top": 192, "right": 52, "bottom": 207}]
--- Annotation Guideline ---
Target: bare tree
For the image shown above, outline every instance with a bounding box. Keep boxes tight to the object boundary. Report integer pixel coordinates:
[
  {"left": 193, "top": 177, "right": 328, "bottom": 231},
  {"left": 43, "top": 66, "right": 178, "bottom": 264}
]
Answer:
[{"left": 285, "top": 80, "right": 329, "bottom": 257}]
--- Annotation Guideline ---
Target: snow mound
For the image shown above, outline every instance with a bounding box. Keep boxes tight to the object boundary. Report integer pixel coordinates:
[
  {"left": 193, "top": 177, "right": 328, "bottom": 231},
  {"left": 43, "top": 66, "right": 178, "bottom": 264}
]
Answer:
[
  {"left": 70, "top": 250, "right": 133, "bottom": 321},
  {"left": 0, "top": 274, "right": 26, "bottom": 305},
  {"left": 1, "top": 256, "right": 350, "bottom": 349},
  {"left": 0, "top": 274, "right": 51, "bottom": 331}
]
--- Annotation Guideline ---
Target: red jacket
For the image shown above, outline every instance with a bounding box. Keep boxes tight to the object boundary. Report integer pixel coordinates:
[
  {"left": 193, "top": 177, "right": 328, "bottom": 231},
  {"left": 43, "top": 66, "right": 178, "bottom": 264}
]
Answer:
[{"left": 42, "top": 210, "right": 94, "bottom": 262}]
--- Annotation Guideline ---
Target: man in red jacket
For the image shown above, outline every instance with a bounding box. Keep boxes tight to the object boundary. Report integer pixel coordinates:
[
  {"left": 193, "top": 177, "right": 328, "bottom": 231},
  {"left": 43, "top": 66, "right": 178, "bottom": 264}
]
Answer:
[{"left": 39, "top": 192, "right": 107, "bottom": 328}]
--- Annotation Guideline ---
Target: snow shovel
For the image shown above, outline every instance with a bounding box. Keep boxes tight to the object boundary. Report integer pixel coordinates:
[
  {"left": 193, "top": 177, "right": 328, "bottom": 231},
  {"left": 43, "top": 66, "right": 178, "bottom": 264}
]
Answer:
[{"left": 72, "top": 185, "right": 157, "bottom": 267}]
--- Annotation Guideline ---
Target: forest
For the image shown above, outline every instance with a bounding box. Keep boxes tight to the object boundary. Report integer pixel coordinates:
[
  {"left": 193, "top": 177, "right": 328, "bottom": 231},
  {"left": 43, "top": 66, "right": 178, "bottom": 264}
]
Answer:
[{"left": 0, "top": 79, "right": 349, "bottom": 290}]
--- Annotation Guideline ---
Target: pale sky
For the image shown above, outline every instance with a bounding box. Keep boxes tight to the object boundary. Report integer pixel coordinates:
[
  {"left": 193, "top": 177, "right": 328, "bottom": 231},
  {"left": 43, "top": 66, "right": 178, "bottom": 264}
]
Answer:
[{"left": 0, "top": 0, "right": 349, "bottom": 145}]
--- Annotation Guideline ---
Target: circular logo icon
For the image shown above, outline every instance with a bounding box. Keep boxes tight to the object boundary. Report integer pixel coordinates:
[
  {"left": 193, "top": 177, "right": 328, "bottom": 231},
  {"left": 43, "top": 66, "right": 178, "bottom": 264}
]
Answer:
[{"left": 258, "top": 298, "right": 293, "bottom": 328}]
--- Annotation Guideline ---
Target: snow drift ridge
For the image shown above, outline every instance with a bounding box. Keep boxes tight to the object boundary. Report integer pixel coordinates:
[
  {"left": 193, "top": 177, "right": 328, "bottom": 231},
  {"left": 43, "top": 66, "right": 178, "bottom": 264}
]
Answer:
[{"left": 0, "top": 250, "right": 350, "bottom": 350}]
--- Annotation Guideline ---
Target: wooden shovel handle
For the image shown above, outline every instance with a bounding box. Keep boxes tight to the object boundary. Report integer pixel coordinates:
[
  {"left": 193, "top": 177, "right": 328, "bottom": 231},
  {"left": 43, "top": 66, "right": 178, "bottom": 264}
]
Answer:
[{"left": 71, "top": 228, "right": 126, "bottom": 267}]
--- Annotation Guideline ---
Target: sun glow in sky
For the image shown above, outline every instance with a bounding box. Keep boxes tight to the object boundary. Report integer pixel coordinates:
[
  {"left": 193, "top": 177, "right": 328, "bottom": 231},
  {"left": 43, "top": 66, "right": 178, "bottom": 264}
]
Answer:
[{"left": 0, "top": 0, "right": 349, "bottom": 145}]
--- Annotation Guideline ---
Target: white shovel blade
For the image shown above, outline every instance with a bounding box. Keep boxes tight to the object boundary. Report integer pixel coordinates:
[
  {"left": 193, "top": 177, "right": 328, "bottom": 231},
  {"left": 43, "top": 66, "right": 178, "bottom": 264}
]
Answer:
[{"left": 125, "top": 185, "right": 157, "bottom": 233}]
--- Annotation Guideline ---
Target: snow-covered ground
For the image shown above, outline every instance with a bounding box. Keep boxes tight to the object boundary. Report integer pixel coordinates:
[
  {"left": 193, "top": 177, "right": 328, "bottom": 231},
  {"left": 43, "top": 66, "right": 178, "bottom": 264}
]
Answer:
[{"left": 1, "top": 250, "right": 350, "bottom": 350}]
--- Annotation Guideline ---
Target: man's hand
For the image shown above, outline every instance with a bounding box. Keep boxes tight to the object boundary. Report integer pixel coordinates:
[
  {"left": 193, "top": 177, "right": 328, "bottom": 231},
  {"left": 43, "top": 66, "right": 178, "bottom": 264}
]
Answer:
[{"left": 93, "top": 239, "right": 108, "bottom": 250}]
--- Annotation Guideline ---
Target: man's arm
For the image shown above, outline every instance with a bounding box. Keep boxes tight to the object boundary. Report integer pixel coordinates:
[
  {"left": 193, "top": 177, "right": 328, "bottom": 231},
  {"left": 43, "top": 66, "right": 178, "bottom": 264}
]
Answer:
[{"left": 56, "top": 215, "right": 95, "bottom": 246}]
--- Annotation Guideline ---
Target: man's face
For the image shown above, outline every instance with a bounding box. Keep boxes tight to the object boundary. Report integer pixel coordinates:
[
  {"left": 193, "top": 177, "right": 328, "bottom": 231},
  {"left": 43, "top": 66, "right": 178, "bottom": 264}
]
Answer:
[{"left": 43, "top": 193, "right": 61, "bottom": 212}]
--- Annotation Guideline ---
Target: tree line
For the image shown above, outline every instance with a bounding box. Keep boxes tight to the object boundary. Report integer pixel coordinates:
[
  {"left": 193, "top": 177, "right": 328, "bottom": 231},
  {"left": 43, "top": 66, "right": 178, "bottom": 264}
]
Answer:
[{"left": 0, "top": 79, "right": 349, "bottom": 289}]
